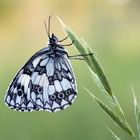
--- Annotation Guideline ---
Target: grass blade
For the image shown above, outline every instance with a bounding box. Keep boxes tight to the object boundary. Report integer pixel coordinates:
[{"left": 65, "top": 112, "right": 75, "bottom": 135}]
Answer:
[
  {"left": 59, "top": 18, "right": 129, "bottom": 123},
  {"left": 57, "top": 16, "right": 112, "bottom": 97},
  {"left": 107, "top": 127, "right": 122, "bottom": 140},
  {"left": 85, "top": 88, "right": 135, "bottom": 137},
  {"left": 132, "top": 86, "right": 140, "bottom": 140},
  {"left": 57, "top": 16, "right": 135, "bottom": 138}
]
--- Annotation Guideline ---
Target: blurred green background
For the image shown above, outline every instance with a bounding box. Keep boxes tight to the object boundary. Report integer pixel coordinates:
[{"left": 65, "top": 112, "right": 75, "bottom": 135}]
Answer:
[{"left": 0, "top": 0, "right": 140, "bottom": 140}]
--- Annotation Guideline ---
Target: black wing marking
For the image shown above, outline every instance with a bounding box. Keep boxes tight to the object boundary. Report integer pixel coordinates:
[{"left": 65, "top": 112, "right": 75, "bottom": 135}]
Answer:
[{"left": 5, "top": 51, "right": 77, "bottom": 112}]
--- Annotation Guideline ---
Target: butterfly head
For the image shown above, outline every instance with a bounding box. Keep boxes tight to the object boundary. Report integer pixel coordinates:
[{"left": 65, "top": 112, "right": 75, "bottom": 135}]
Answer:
[
  {"left": 44, "top": 17, "right": 66, "bottom": 53},
  {"left": 49, "top": 33, "right": 59, "bottom": 44}
]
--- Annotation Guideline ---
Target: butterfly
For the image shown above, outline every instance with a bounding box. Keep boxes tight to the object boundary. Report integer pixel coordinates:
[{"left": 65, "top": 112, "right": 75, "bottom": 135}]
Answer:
[{"left": 4, "top": 17, "right": 78, "bottom": 112}]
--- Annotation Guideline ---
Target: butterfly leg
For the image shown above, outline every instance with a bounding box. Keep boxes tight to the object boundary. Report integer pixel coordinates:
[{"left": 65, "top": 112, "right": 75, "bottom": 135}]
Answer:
[
  {"left": 59, "top": 35, "right": 69, "bottom": 42},
  {"left": 68, "top": 53, "right": 93, "bottom": 60},
  {"left": 68, "top": 57, "right": 85, "bottom": 60},
  {"left": 62, "top": 40, "right": 74, "bottom": 46},
  {"left": 69, "top": 53, "right": 93, "bottom": 57}
]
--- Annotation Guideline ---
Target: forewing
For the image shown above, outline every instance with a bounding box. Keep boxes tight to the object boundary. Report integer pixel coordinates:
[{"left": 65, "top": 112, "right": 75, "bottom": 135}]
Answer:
[
  {"left": 5, "top": 51, "right": 49, "bottom": 112},
  {"left": 5, "top": 52, "right": 77, "bottom": 112}
]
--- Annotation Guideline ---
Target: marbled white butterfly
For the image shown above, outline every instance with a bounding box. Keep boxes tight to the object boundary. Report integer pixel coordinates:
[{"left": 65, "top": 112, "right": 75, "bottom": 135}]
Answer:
[
  {"left": 4, "top": 16, "right": 78, "bottom": 112},
  {"left": 5, "top": 17, "right": 92, "bottom": 112}
]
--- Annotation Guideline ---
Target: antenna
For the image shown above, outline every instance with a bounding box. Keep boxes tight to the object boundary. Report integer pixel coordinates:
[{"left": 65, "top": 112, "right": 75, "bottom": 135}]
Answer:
[
  {"left": 44, "top": 16, "right": 51, "bottom": 38},
  {"left": 48, "top": 16, "right": 51, "bottom": 37}
]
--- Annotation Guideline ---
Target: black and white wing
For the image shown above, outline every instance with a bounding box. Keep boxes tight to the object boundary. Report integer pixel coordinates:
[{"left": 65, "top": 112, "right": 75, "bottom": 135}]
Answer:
[{"left": 5, "top": 49, "right": 77, "bottom": 112}]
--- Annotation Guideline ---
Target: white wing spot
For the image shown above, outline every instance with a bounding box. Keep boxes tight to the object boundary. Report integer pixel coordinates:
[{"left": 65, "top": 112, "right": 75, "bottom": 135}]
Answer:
[
  {"left": 21, "top": 103, "right": 26, "bottom": 108},
  {"left": 20, "top": 74, "right": 28, "bottom": 86},
  {"left": 63, "top": 104, "right": 69, "bottom": 109},
  {"left": 24, "top": 75, "right": 30, "bottom": 93},
  {"left": 39, "top": 73, "right": 48, "bottom": 87},
  {"left": 61, "top": 99, "right": 69, "bottom": 106},
  {"left": 13, "top": 87, "right": 17, "bottom": 94},
  {"left": 53, "top": 108, "right": 61, "bottom": 112},
  {"left": 27, "top": 101, "right": 34, "bottom": 108},
  {"left": 68, "top": 94, "right": 75, "bottom": 101},
  {"left": 48, "top": 85, "right": 55, "bottom": 95},
  {"left": 40, "top": 58, "right": 49, "bottom": 66},
  {"left": 6, "top": 95, "right": 10, "bottom": 103},
  {"left": 33, "top": 75, "right": 41, "bottom": 85},
  {"left": 46, "top": 58, "right": 54, "bottom": 77},
  {"left": 17, "top": 74, "right": 24, "bottom": 84},
  {"left": 16, "top": 95, "right": 21, "bottom": 105},
  {"left": 10, "top": 100, "right": 15, "bottom": 106},
  {"left": 31, "top": 92, "right": 36, "bottom": 102},
  {"left": 61, "top": 78, "right": 71, "bottom": 90},
  {"left": 33, "top": 56, "right": 42, "bottom": 67},
  {"left": 36, "top": 99, "right": 43, "bottom": 107},
  {"left": 43, "top": 75, "right": 49, "bottom": 104},
  {"left": 31, "top": 72, "right": 38, "bottom": 82},
  {"left": 45, "top": 103, "right": 51, "bottom": 109},
  {"left": 52, "top": 101, "right": 60, "bottom": 110},
  {"left": 54, "top": 80, "right": 62, "bottom": 92}
]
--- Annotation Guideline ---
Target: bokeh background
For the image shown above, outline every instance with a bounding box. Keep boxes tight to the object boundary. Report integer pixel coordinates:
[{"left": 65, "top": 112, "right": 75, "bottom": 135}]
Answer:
[{"left": 0, "top": 0, "right": 140, "bottom": 140}]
